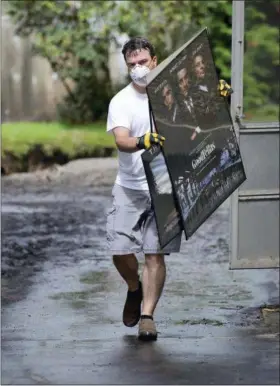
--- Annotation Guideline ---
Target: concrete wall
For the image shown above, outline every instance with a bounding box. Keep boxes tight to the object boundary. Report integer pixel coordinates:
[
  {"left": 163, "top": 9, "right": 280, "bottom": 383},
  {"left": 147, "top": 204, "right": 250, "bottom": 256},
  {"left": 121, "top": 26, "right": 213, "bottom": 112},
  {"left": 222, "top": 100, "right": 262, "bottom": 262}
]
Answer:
[
  {"left": 1, "top": 3, "right": 128, "bottom": 123},
  {"left": 1, "top": 12, "right": 71, "bottom": 122}
]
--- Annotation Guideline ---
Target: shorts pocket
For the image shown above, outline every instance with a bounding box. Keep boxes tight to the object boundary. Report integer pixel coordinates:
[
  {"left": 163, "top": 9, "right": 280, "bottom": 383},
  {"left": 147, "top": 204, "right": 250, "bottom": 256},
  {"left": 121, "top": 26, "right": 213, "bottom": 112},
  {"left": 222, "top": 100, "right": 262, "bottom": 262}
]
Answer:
[
  {"left": 106, "top": 205, "right": 116, "bottom": 217},
  {"left": 106, "top": 205, "right": 117, "bottom": 242}
]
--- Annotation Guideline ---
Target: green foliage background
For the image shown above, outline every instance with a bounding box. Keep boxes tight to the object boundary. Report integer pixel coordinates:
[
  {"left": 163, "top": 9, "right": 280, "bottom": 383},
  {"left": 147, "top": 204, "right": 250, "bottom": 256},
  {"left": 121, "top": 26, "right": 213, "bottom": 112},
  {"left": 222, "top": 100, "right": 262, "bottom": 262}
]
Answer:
[{"left": 6, "top": 0, "right": 279, "bottom": 123}]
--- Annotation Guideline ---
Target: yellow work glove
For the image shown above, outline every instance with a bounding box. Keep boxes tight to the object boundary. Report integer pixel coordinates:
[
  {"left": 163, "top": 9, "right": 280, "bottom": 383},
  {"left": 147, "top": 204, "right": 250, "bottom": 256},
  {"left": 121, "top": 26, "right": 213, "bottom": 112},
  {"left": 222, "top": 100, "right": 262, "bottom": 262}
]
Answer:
[
  {"left": 136, "top": 132, "right": 165, "bottom": 150},
  {"left": 218, "top": 79, "right": 233, "bottom": 97}
]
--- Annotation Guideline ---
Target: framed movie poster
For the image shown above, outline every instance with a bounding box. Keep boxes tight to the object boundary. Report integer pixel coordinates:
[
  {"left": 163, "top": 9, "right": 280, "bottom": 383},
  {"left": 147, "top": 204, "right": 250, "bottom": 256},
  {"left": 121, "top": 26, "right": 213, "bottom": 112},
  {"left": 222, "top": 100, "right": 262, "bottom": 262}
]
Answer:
[
  {"left": 146, "top": 27, "right": 246, "bottom": 239},
  {"left": 141, "top": 144, "right": 182, "bottom": 249}
]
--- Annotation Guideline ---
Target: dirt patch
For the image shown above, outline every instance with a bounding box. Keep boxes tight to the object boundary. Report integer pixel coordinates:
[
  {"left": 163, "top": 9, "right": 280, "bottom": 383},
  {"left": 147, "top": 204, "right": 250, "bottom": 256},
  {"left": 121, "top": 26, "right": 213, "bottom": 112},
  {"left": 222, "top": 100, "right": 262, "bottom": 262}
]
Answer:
[
  {"left": 1, "top": 146, "right": 116, "bottom": 175},
  {"left": 175, "top": 318, "right": 225, "bottom": 326},
  {"left": 261, "top": 305, "right": 280, "bottom": 329},
  {"left": 2, "top": 157, "right": 118, "bottom": 188}
]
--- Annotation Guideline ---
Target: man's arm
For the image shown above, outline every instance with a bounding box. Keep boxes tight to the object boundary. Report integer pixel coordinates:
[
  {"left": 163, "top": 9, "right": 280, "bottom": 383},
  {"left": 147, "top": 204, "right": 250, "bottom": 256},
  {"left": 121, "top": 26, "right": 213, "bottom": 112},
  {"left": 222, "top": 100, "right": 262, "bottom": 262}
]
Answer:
[
  {"left": 113, "top": 127, "right": 165, "bottom": 153},
  {"left": 113, "top": 127, "right": 139, "bottom": 153}
]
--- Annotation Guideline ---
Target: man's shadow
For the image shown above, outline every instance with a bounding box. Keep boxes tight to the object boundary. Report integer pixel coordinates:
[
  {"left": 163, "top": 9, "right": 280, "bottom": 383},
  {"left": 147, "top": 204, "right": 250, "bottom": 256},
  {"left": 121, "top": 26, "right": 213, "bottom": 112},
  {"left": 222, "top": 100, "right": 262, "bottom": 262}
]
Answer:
[
  {"left": 115, "top": 334, "right": 186, "bottom": 384},
  {"left": 106, "top": 333, "right": 244, "bottom": 385}
]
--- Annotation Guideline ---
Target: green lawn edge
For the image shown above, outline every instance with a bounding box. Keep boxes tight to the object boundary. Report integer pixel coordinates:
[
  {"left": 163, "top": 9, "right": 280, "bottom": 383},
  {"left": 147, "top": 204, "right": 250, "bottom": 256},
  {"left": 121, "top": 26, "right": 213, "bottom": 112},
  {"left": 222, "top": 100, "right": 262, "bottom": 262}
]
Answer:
[{"left": 2, "top": 121, "right": 116, "bottom": 158}]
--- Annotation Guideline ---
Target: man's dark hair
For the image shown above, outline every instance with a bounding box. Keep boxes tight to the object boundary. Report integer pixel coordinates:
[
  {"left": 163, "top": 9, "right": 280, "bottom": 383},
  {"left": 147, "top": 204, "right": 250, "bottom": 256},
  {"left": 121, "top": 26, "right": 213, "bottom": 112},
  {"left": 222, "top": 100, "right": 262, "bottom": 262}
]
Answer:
[
  {"left": 176, "top": 62, "right": 187, "bottom": 74},
  {"left": 122, "top": 37, "right": 156, "bottom": 60}
]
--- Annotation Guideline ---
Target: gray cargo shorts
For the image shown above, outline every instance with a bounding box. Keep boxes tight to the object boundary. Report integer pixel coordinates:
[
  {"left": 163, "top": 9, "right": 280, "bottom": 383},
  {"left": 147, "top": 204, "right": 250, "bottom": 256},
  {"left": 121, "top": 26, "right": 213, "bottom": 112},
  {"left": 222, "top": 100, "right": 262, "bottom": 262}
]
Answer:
[{"left": 106, "top": 184, "right": 182, "bottom": 255}]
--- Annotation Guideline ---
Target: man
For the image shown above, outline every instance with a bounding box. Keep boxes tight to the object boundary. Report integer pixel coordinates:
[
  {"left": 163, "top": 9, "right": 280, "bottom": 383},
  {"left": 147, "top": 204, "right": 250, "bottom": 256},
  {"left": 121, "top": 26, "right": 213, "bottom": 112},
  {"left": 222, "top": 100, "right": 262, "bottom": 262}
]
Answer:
[
  {"left": 192, "top": 53, "right": 214, "bottom": 114},
  {"left": 106, "top": 37, "right": 182, "bottom": 342},
  {"left": 176, "top": 64, "right": 201, "bottom": 140},
  {"left": 192, "top": 53, "right": 233, "bottom": 128},
  {"left": 193, "top": 53, "right": 233, "bottom": 97},
  {"left": 161, "top": 83, "right": 178, "bottom": 123},
  {"left": 193, "top": 54, "right": 208, "bottom": 91},
  {"left": 106, "top": 37, "right": 232, "bottom": 342}
]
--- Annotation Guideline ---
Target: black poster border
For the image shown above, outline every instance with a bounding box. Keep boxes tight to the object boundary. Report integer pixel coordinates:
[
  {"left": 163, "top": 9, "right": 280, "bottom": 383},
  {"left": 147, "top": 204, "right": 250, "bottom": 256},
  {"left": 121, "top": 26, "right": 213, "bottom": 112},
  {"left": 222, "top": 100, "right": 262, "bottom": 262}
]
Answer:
[
  {"left": 146, "top": 106, "right": 187, "bottom": 240},
  {"left": 141, "top": 144, "right": 183, "bottom": 249}
]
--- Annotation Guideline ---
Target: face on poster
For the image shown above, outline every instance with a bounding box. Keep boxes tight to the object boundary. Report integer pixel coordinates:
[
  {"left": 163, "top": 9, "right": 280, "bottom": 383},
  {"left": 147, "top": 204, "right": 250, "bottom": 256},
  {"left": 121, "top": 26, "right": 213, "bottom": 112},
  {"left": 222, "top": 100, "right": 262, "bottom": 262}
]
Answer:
[{"left": 146, "top": 29, "right": 246, "bottom": 239}]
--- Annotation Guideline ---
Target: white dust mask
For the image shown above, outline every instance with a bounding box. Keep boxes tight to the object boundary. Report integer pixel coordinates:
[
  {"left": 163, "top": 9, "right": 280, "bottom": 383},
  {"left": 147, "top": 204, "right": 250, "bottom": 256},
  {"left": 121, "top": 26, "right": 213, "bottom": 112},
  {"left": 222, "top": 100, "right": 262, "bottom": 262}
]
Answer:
[{"left": 130, "top": 65, "right": 151, "bottom": 87}]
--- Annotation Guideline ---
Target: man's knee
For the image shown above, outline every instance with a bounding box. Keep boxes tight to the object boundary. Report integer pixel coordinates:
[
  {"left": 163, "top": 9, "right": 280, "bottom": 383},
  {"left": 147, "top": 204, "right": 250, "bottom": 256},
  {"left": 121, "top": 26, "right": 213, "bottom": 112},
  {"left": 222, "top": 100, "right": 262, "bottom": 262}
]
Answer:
[
  {"left": 113, "top": 254, "right": 136, "bottom": 264},
  {"left": 144, "top": 253, "right": 165, "bottom": 267}
]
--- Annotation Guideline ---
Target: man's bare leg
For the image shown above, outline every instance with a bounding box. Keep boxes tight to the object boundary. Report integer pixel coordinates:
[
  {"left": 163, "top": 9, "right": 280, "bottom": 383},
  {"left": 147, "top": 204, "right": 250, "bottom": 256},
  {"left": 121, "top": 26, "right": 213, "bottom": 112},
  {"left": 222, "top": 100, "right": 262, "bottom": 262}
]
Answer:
[
  {"left": 138, "top": 253, "right": 165, "bottom": 340},
  {"left": 141, "top": 253, "right": 166, "bottom": 316},
  {"left": 113, "top": 254, "right": 142, "bottom": 327},
  {"left": 113, "top": 254, "right": 139, "bottom": 291}
]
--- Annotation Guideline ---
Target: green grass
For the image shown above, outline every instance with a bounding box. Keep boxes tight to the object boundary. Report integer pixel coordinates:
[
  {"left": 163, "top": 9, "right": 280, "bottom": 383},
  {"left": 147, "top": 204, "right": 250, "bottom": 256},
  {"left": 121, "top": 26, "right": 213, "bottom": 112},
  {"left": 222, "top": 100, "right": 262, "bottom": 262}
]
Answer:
[
  {"left": 1, "top": 121, "right": 115, "bottom": 158},
  {"left": 243, "top": 104, "right": 279, "bottom": 123}
]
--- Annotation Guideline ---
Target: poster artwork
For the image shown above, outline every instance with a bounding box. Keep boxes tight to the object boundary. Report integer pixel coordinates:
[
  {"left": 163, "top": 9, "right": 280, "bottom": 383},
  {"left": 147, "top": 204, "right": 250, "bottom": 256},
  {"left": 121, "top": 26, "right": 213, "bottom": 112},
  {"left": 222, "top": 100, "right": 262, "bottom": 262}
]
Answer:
[
  {"left": 145, "top": 27, "right": 247, "bottom": 240},
  {"left": 142, "top": 144, "right": 182, "bottom": 249}
]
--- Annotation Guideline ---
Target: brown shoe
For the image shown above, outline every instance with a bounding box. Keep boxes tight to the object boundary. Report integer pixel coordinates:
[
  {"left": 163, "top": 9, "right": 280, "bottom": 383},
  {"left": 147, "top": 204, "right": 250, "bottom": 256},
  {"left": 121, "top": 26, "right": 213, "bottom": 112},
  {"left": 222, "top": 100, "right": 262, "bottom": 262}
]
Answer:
[
  {"left": 138, "top": 316, "right": 157, "bottom": 341},
  {"left": 123, "top": 281, "right": 142, "bottom": 327}
]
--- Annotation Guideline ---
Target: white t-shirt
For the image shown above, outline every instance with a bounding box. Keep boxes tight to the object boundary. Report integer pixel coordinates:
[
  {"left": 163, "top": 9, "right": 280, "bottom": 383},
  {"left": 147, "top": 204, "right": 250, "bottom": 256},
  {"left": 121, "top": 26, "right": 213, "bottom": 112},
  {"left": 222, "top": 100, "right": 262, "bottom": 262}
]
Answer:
[{"left": 107, "top": 83, "right": 165, "bottom": 191}]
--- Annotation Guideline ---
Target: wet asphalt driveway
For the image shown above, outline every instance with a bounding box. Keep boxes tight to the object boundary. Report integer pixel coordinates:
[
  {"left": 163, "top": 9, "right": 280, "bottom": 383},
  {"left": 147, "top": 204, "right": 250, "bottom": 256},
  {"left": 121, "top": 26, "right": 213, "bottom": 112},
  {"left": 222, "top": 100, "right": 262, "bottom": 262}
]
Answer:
[{"left": 1, "top": 166, "right": 279, "bottom": 385}]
